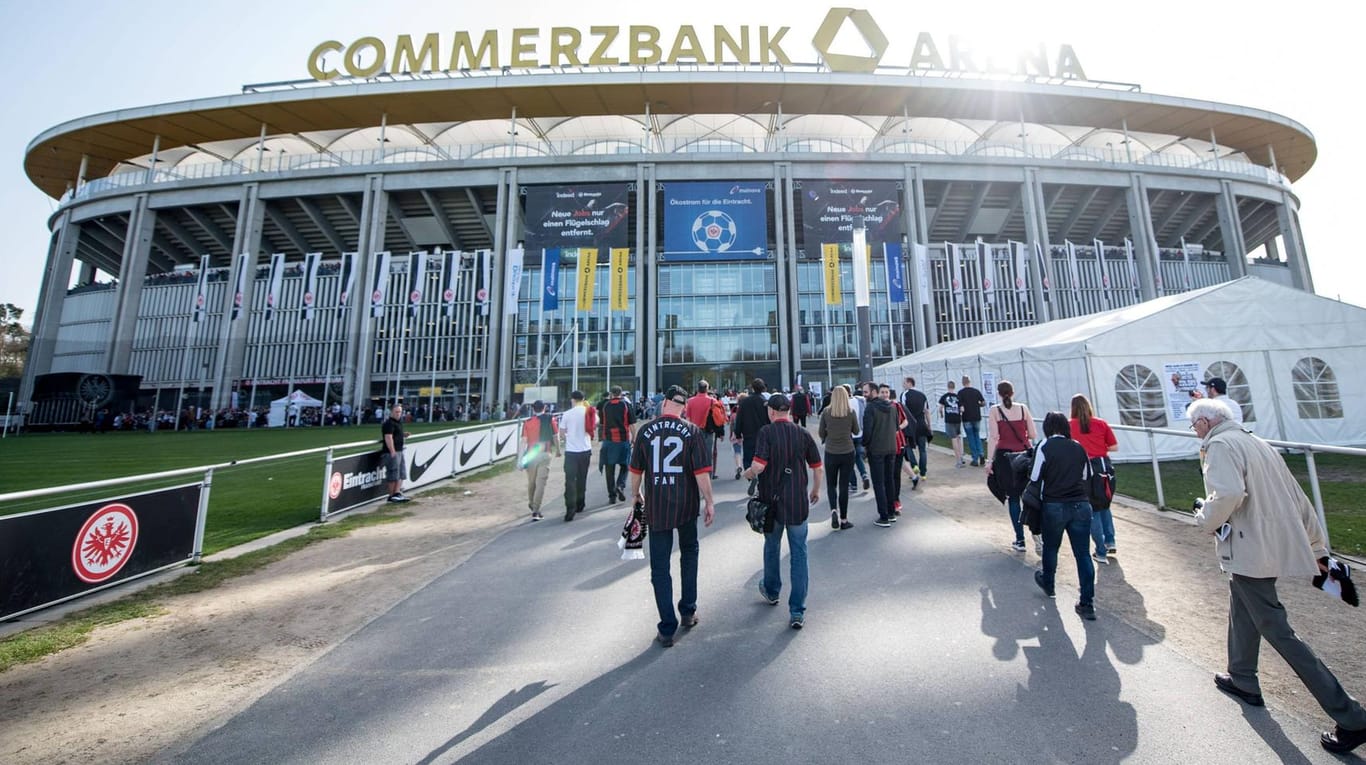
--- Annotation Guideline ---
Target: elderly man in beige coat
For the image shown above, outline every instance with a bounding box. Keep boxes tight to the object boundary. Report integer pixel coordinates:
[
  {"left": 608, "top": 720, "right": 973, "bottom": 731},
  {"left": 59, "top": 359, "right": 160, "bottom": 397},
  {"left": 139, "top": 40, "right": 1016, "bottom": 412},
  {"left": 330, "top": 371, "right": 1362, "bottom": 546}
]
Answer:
[{"left": 1190, "top": 397, "right": 1366, "bottom": 753}]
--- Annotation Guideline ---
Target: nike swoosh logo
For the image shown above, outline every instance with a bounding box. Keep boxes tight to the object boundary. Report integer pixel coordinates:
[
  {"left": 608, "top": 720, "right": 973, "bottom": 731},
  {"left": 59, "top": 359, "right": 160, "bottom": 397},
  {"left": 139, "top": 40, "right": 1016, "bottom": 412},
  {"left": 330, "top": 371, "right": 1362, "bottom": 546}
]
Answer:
[
  {"left": 495, "top": 431, "right": 514, "bottom": 455},
  {"left": 409, "top": 443, "right": 448, "bottom": 483},
  {"left": 458, "top": 435, "right": 487, "bottom": 467}
]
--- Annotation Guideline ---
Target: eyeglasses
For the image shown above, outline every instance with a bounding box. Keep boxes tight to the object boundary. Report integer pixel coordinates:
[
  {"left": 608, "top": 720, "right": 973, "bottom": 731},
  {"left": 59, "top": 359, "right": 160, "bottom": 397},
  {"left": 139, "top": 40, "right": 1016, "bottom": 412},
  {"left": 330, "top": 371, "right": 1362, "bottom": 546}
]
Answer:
[{"left": 1189, "top": 417, "right": 1207, "bottom": 431}]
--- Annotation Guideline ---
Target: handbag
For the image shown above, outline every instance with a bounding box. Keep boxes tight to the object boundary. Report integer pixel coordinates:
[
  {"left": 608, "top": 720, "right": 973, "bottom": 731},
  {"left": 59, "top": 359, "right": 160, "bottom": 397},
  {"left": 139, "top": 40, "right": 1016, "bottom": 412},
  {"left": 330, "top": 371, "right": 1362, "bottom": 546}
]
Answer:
[
  {"left": 745, "top": 465, "right": 791, "bottom": 534},
  {"left": 1020, "top": 479, "right": 1043, "bottom": 534},
  {"left": 1088, "top": 456, "right": 1115, "bottom": 510}
]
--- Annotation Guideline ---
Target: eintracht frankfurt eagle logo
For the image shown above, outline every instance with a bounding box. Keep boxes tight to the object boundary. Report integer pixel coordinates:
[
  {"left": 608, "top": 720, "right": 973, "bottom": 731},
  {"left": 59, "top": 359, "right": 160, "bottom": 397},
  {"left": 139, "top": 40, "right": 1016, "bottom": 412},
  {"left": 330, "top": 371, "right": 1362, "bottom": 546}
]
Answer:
[{"left": 691, "top": 210, "right": 738, "bottom": 253}]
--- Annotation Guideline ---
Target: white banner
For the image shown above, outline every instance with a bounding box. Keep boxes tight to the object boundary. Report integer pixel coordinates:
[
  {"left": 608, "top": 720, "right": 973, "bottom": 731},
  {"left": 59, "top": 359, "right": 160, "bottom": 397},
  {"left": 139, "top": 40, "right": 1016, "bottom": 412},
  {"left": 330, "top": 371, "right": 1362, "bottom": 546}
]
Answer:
[
  {"left": 504, "top": 247, "right": 524, "bottom": 315},
  {"left": 947, "top": 242, "right": 964, "bottom": 306},
  {"left": 1094, "top": 239, "right": 1112, "bottom": 308},
  {"left": 977, "top": 238, "right": 995, "bottom": 305},
  {"left": 300, "top": 252, "right": 321, "bottom": 320},
  {"left": 191, "top": 254, "right": 210, "bottom": 322},
  {"left": 1123, "top": 239, "right": 1140, "bottom": 300},
  {"left": 442, "top": 250, "right": 460, "bottom": 318},
  {"left": 1064, "top": 240, "right": 1082, "bottom": 313},
  {"left": 230, "top": 253, "right": 249, "bottom": 321},
  {"left": 1011, "top": 241, "right": 1028, "bottom": 305},
  {"left": 408, "top": 251, "right": 428, "bottom": 318},
  {"left": 913, "top": 243, "right": 931, "bottom": 308},
  {"left": 263, "top": 253, "right": 285, "bottom": 321},
  {"left": 337, "top": 252, "right": 357, "bottom": 308},
  {"left": 370, "top": 251, "right": 392, "bottom": 318},
  {"left": 1180, "top": 237, "right": 1194, "bottom": 289}
]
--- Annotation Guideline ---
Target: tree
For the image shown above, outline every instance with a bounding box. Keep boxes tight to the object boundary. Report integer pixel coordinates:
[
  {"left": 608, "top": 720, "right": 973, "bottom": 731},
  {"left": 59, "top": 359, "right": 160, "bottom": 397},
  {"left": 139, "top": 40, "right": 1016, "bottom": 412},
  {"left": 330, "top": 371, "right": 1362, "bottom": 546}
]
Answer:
[{"left": 0, "top": 303, "right": 30, "bottom": 379}]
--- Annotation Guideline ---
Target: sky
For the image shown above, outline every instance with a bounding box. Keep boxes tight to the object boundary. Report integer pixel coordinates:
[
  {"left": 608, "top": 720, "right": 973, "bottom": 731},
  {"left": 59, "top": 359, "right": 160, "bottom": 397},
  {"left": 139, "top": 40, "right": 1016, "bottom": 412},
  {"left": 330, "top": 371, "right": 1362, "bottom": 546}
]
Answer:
[{"left": 2, "top": 0, "right": 1361, "bottom": 324}]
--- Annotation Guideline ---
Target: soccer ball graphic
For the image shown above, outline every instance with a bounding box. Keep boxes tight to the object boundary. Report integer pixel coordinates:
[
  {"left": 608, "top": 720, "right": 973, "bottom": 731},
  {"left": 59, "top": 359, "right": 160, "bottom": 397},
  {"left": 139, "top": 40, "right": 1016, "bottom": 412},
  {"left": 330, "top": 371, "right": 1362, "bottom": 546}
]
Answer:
[{"left": 691, "top": 210, "right": 737, "bottom": 253}]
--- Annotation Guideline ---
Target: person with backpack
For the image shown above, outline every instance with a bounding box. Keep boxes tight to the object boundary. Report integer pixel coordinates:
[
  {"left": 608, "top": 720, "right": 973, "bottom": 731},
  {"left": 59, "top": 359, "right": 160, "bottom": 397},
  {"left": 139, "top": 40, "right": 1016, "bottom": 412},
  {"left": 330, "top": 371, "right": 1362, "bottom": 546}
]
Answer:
[
  {"left": 598, "top": 386, "right": 634, "bottom": 503},
  {"left": 1027, "top": 412, "right": 1097, "bottom": 621},
  {"left": 1070, "top": 394, "right": 1119, "bottom": 565},
  {"left": 519, "top": 400, "right": 560, "bottom": 521},
  {"left": 985, "top": 380, "right": 1038, "bottom": 552}
]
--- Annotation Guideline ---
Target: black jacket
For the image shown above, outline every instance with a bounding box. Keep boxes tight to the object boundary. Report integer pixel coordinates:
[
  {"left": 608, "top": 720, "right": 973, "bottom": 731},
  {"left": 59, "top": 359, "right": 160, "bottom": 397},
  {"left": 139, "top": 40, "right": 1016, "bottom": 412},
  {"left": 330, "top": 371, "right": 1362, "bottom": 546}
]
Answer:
[
  {"left": 735, "top": 393, "right": 770, "bottom": 442},
  {"left": 862, "top": 397, "right": 899, "bottom": 455}
]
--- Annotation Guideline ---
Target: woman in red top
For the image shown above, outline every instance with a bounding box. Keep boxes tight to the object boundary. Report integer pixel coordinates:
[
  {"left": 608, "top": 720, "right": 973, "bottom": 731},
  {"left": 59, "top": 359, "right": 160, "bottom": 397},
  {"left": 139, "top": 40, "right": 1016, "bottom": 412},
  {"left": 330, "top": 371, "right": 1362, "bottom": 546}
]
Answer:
[{"left": 1070, "top": 394, "right": 1119, "bottom": 564}]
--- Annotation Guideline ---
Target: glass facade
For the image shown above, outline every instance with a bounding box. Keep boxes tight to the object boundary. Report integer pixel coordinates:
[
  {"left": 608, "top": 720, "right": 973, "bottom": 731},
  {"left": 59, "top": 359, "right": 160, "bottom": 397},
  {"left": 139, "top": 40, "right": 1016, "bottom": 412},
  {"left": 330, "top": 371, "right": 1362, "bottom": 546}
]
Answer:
[{"left": 656, "top": 261, "right": 780, "bottom": 393}]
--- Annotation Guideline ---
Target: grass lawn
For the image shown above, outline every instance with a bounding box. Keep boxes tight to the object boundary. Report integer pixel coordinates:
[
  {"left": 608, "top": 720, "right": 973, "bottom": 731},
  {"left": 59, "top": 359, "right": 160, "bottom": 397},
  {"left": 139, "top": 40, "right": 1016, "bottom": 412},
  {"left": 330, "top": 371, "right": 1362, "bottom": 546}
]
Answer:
[
  {"left": 0, "top": 422, "right": 479, "bottom": 554},
  {"left": 1118, "top": 452, "right": 1366, "bottom": 557}
]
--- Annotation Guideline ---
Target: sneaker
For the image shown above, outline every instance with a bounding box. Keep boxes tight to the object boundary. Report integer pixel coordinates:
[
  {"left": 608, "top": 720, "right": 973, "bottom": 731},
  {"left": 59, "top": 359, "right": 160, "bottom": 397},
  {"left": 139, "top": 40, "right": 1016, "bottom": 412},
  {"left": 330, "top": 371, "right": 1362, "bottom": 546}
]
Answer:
[
  {"left": 656, "top": 632, "right": 675, "bottom": 648},
  {"left": 1033, "top": 534, "right": 1044, "bottom": 555},
  {"left": 531, "top": 511, "right": 543, "bottom": 521},
  {"left": 893, "top": 501, "right": 902, "bottom": 513},
  {"left": 758, "top": 582, "right": 779, "bottom": 605},
  {"left": 831, "top": 510, "right": 840, "bottom": 529},
  {"left": 1010, "top": 540, "right": 1026, "bottom": 553},
  {"left": 840, "top": 520, "right": 854, "bottom": 530},
  {"left": 1034, "top": 570, "right": 1055, "bottom": 598},
  {"left": 1107, "top": 546, "right": 1117, "bottom": 557},
  {"left": 387, "top": 494, "right": 408, "bottom": 503},
  {"left": 970, "top": 459, "right": 980, "bottom": 467},
  {"left": 863, "top": 477, "right": 872, "bottom": 491},
  {"left": 911, "top": 476, "right": 919, "bottom": 490},
  {"left": 680, "top": 613, "right": 699, "bottom": 629},
  {"left": 1320, "top": 725, "right": 1366, "bottom": 753},
  {"left": 1074, "top": 602, "right": 1097, "bottom": 621},
  {"left": 1092, "top": 552, "right": 1110, "bottom": 565},
  {"left": 874, "top": 518, "right": 892, "bottom": 528},
  {"left": 790, "top": 616, "right": 804, "bottom": 630}
]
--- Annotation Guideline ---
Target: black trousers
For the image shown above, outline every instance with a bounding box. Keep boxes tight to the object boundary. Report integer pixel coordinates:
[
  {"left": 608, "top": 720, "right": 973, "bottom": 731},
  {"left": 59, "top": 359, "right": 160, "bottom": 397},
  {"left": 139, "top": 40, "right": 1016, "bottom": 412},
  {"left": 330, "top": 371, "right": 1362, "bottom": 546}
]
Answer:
[{"left": 564, "top": 450, "right": 591, "bottom": 518}]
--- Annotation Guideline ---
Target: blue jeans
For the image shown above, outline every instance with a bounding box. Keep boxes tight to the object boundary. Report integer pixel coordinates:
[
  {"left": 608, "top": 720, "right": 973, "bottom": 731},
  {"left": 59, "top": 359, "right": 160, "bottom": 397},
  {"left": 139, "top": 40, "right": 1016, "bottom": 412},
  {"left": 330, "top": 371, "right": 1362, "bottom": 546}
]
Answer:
[
  {"left": 1007, "top": 495, "right": 1024, "bottom": 543},
  {"left": 850, "top": 443, "right": 868, "bottom": 488},
  {"left": 1091, "top": 508, "right": 1115, "bottom": 553},
  {"left": 908, "top": 435, "right": 928, "bottom": 477},
  {"left": 648, "top": 518, "right": 699, "bottom": 638},
  {"left": 1040, "top": 501, "right": 1095, "bottom": 606},
  {"left": 762, "top": 521, "right": 809, "bottom": 619},
  {"left": 963, "top": 420, "right": 983, "bottom": 462}
]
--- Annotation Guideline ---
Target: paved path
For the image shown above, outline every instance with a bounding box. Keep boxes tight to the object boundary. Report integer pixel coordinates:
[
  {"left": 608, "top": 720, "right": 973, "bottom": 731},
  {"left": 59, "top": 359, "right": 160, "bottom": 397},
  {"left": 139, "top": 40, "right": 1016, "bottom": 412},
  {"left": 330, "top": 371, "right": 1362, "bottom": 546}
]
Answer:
[{"left": 167, "top": 461, "right": 1349, "bottom": 764}]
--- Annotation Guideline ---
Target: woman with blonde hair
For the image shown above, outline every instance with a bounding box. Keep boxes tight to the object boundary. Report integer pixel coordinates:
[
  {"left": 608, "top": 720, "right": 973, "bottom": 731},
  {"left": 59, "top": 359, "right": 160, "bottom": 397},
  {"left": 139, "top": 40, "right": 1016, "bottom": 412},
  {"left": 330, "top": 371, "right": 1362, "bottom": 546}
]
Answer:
[
  {"left": 819, "top": 385, "right": 861, "bottom": 529},
  {"left": 1070, "top": 393, "right": 1119, "bottom": 564},
  {"left": 986, "top": 380, "right": 1038, "bottom": 552}
]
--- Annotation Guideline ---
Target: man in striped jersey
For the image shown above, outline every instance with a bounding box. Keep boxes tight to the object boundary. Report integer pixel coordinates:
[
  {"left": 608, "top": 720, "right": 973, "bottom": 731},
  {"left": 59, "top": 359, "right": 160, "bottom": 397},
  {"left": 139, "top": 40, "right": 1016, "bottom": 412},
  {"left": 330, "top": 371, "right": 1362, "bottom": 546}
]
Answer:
[
  {"left": 743, "top": 393, "right": 823, "bottom": 629},
  {"left": 629, "top": 385, "right": 716, "bottom": 647}
]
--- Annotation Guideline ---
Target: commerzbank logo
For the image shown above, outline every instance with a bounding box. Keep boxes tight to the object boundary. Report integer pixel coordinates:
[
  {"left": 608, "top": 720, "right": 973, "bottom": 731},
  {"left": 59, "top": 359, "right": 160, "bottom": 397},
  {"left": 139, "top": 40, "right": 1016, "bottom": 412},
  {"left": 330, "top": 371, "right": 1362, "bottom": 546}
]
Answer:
[{"left": 811, "top": 8, "right": 888, "bottom": 74}]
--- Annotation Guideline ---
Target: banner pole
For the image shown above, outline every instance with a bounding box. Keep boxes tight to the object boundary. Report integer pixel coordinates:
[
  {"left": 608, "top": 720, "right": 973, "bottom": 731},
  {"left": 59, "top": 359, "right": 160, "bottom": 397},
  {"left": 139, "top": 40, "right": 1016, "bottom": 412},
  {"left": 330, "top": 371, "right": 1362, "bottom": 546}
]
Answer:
[
  {"left": 192, "top": 468, "right": 213, "bottom": 564},
  {"left": 320, "top": 447, "right": 335, "bottom": 523}
]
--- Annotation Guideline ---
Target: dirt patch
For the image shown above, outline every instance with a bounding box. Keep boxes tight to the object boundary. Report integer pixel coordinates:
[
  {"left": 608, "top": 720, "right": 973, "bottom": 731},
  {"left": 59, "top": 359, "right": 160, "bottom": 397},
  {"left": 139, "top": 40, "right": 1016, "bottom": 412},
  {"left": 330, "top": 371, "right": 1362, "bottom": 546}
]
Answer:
[{"left": 3, "top": 447, "right": 1364, "bottom": 763}]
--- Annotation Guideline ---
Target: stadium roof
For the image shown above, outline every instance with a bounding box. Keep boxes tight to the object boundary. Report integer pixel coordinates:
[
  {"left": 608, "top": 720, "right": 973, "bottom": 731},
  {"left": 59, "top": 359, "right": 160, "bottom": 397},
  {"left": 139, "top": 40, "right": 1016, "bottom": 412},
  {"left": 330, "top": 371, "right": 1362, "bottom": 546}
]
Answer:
[{"left": 25, "top": 68, "right": 1316, "bottom": 199}]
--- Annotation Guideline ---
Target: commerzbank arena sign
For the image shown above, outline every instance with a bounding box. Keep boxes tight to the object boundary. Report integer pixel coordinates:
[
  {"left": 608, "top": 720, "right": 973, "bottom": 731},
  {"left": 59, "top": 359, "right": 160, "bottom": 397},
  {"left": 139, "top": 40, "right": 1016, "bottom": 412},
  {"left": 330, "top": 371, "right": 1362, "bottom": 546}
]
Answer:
[{"left": 308, "top": 8, "right": 1087, "bottom": 81}]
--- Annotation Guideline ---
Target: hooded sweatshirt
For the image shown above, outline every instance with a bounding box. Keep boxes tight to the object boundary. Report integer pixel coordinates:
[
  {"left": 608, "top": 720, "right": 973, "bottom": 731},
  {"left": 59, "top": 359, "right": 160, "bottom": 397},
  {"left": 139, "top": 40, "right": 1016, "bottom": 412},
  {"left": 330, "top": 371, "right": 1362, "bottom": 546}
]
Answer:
[{"left": 862, "top": 397, "right": 899, "bottom": 456}]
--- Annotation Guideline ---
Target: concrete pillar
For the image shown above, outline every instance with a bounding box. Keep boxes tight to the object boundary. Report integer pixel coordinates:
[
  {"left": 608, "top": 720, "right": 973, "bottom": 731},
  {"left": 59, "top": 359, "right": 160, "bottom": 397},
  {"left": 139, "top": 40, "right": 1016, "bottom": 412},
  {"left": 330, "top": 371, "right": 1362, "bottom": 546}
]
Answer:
[
  {"left": 634, "top": 163, "right": 649, "bottom": 396},
  {"left": 106, "top": 194, "right": 156, "bottom": 373},
  {"left": 212, "top": 184, "right": 266, "bottom": 410},
  {"left": 348, "top": 174, "right": 389, "bottom": 405},
  {"left": 902, "top": 164, "right": 929, "bottom": 352},
  {"left": 1216, "top": 181, "right": 1248, "bottom": 278},
  {"left": 19, "top": 211, "right": 80, "bottom": 407},
  {"left": 1125, "top": 174, "right": 1160, "bottom": 300},
  {"left": 1276, "top": 192, "right": 1314, "bottom": 291},
  {"left": 492, "top": 166, "right": 518, "bottom": 408},
  {"left": 77, "top": 261, "right": 96, "bottom": 285},
  {"left": 644, "top": 168, "right": 659, "bottom": 396},
  {"left": 775, "top": 162, "right": 795, "bottom": 388},
  {"left": 1020, "top": 168, "right": 1055, "bottom": 320}
]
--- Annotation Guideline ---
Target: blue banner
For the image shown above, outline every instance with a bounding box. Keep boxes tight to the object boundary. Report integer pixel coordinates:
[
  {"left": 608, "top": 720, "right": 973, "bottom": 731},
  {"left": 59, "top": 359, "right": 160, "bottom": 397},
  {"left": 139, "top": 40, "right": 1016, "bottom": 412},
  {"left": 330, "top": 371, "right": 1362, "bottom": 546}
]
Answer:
[
  {"left": 662, "top": 181, "right": 767, "bottom": 261},
  {"left": 884, "top": 243, "right": 906, "bottom": 303},
  {"left": 541, "top": 249, "right": 560, "bottom": 311}
]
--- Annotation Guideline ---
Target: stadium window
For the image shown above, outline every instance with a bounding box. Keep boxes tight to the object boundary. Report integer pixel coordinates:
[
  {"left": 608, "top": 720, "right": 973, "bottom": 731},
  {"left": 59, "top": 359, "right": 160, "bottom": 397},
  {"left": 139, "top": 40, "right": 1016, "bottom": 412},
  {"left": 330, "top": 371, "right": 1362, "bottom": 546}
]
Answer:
[
  {"left": 1291, "top": 357, "right": 1344, "bottom": 419},
  {"left": 1114, "top": 363, "right": 1167, "bottom": 428},
  {"left": 1203, "top": 361, "right": 1255, "bottom": 423}
]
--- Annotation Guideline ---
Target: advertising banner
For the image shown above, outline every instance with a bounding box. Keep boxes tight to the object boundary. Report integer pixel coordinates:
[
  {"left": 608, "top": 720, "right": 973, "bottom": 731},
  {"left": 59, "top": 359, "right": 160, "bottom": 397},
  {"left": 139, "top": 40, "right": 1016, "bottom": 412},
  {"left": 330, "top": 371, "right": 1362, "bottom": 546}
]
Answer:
[
  {"left": 408, "top": 251, "right": 428, "bottom": 318},
  {"left": 576, "top": 248, "right": 598, "bottom": 311},
  {"left": 0, "top": 484, "right": 201, "bottom": 620},
  {"left": 192, "top": 254, "right": 210, "bottom": 322},
  {"left": 884, "top": 242, "right": 906, "bottom": 303},
  {"left": 978, "top": 239, "right": 995, "bottom": 305},
  {"left": 541, "top": 249, "right": 560, "bottom": 311},
  {"left": 338, "top": 252, "right": 357, "bottom": 308},
  {"left": 491, "top": 422, "right": 520, "bottom": 462},
  {"left": 441, "top": 250, "right": 460, "bottom": 317},
  {"left": 504, "top": 248, "right": 524, "bottom": 315},
  {"left": 799, "top": 180, "right": 902, "bottom": 246},
  {"left": 230, "top": 253, "right": 249, "bottom": 321},
  {"left": 662, "top": 181, "right": 767, "bottom": 261},
  {"left": 454, "top": 429, "right": 492, "bottom": 473},
  {"left": 523, "top": 184, "right": 631, "bottom": 250},
  {"left": 264, "top": 253, "right": 285, "bottom": 321},
  {"left": 370, "top": 251, "right": 392, "bottom": 318},
  {"left": 324, "top": 449, "right": 388, "bottom": 517},
  {"left": 301, "top": 252, "right": 322, "bottom": 320},
  {"left": 821, "top": 243, "right": 842, "bottom": 305},
  {"left": 403, "top": 437, "right": 455, "bottom": 491},
  {"left": 609, "top": 248, "right": 629, "bottom": 311},
  {"left": 913, "top": 242, "right": 930, "bottom": 307}
]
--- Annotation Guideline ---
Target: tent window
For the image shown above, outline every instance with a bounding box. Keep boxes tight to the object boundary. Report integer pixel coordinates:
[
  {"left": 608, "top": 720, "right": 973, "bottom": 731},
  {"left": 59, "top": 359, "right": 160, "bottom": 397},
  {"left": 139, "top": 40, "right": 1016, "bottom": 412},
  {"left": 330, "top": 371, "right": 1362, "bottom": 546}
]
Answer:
[
  {"left": 1114, "top": 363, "right": 1167, "bottom": 427},
  {"left": 1291, "top": 357, "right": 1343, "bottom": 419},
  {"left": 1203, "top": 361, "right": 1254, "bottom": 423}
]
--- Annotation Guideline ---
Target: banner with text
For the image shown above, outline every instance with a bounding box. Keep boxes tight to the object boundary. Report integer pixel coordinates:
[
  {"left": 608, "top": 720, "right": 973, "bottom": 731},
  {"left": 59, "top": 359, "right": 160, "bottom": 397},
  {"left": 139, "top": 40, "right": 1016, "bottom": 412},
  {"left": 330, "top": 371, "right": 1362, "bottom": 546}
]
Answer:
[
  {"left": 324, "top": 449, "right": 388, "bottom": 517},
  {"left": 662, "top": 181, "right": 767, "bottom": 261},
  {"left": 524, "top": 184, "right": 631, "bottom": 250},
  {"left": 799, "top": 180, "right": 903, "bottom": 247}
]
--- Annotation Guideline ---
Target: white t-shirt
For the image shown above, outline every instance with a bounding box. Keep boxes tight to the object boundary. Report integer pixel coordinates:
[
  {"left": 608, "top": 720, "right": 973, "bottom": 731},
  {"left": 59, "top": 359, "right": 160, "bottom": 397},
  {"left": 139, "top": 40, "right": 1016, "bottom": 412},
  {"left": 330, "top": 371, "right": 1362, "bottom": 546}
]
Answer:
[
  {"left": 1215, "top": 394, "right": 1245, "bottom": 425},
  {"left": 560, "top": 405, "right": 592, "bottom": 453}
]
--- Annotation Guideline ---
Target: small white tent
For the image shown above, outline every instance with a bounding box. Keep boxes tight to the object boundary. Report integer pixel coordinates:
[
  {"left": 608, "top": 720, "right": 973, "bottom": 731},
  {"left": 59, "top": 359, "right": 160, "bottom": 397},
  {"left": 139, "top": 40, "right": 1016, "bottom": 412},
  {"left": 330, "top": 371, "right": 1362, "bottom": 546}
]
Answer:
[
  {"left": 267, "top": 390, "right": 325, "bottom": 427},
  {"left": 876, "top": 277, "right": 1366, "bottom": 460}
]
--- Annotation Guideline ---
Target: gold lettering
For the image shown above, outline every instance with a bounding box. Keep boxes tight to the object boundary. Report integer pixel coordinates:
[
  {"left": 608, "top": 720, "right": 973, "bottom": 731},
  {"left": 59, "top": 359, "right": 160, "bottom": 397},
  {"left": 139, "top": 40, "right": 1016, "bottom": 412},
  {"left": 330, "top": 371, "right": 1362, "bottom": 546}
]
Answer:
[
  {"left": 948, "top": 35, "right": 979, "bottom": 73},
  {"left": 666, "top": 25, "right": 706, "bottom": 65},
  {"left": 713, "top": 25, "right": 749, "bottom": 64},
  {"left": 510, "top": 27, "right": 539, "bottom": 68},
  {"left": 908, "top": 32, "right": 943, "bottom": 70},
  {"left": 1015, "top": 43, "right": 1050, "bottom": 77},
  {"left": 759, "top": 26, "right": 791, "bottom": 66},
  {"left": 1055, "top": 44, "right": 1087, "bottom": 80},
  {"left": 345, "top": 36, "right": 387, "bottom": 78},
  {"left": 588, "top": 26, "right": 619, "bottom": 65},
  {"left": 551, "top": 27, "right": 583, "bottom": 66},
  {"left": 308, "top": 40, "right": 343, "bottom": 80},
  {"left": 449, "top": 30, "right": 500, "bottom": 70},
  {"left": 392, "top": 33, "right": 440, "bottom": 74},
  {"left": 629, "top": 25, "right": 661, "bottom": 65}
]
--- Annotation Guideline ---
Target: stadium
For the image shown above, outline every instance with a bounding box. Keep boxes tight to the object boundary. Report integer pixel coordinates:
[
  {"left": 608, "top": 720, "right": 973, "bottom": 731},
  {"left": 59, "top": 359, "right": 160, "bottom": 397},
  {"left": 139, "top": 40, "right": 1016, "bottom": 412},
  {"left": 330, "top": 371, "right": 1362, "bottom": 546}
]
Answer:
[{"left": 17, "top": 10, "right": 1318, "bottom": 425}]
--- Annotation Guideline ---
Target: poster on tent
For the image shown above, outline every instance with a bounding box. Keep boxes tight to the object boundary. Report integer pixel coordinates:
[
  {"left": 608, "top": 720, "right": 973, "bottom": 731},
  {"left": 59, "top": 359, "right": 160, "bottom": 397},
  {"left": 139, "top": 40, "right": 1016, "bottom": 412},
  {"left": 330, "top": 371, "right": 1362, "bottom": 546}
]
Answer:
[
  {"left": 981, "top": 371, "right": 998, "bottom": 407},
  {"left": 1163, "top": 361, "right": 1202, "bottom": 421}
]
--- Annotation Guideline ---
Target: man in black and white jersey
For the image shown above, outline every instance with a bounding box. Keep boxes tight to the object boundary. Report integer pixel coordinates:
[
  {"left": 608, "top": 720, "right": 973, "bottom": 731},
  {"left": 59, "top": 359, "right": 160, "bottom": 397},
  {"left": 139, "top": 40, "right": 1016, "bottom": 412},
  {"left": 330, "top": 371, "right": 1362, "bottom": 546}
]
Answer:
[{"left": 629, "top": 385, "right": 715, "bottom": 647}]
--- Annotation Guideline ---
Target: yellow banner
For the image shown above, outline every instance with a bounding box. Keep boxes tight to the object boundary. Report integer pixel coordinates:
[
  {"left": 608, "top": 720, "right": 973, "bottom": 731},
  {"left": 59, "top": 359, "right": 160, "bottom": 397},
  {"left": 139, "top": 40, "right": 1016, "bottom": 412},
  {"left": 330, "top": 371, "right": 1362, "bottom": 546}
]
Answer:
[
  {"left": 822, "top": 243, "right": 842, "bottom": 305},
  {"left": 576, "top": 248, "right": 598, "bottom": 311},
  {"left": 609, "top": 248, "right": 630, "bottom": 311}
]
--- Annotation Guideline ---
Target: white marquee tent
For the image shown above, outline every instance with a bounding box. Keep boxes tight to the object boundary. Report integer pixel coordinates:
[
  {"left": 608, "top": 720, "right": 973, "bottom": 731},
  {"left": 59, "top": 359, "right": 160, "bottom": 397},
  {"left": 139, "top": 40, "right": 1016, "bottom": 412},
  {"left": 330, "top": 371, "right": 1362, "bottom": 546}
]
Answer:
[
  {"left": 875, "top": 277, "right": 1365, "bottom": 460},
  {"left": 267, "top": 390, "right": 325, "bottom": 427}
]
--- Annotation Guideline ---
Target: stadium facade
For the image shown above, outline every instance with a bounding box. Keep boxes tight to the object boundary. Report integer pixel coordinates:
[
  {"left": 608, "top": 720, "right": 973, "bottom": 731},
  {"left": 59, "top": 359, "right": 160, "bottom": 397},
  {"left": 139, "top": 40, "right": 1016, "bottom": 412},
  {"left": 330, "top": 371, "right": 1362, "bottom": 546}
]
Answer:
[{"left": 19, "top": 10, "right": 1317, "bottom": 421}]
